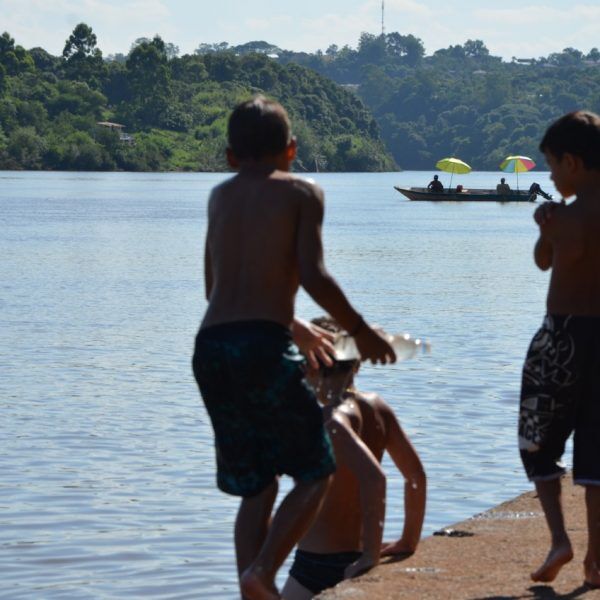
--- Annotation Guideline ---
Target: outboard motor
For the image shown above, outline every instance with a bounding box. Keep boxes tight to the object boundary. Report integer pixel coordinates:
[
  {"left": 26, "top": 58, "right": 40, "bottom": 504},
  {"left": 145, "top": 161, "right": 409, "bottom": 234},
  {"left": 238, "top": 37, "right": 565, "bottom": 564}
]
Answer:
[{"left": 529, "top": 182, "right": 553, "bottom": 202}]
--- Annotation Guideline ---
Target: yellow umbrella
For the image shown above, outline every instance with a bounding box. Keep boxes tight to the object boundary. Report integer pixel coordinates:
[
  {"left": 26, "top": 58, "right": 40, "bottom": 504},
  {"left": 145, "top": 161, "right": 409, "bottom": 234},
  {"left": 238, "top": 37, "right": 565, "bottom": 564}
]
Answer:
[{"left": 436, "top": 157, "right": 472, "bottom": 189}]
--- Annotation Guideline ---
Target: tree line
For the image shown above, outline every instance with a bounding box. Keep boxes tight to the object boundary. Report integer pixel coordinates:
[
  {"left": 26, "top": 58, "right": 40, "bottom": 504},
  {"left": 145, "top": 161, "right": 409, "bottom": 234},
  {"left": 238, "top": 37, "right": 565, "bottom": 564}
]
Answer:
[
  {"left": 273, "top": 33, "right": 600, "bottom": 170},
  {"left": 3, "top": 24, "right": 600, "bottom": 172},
  {"left": 0, "top": 25, "right": 394, "bottom": 172}
]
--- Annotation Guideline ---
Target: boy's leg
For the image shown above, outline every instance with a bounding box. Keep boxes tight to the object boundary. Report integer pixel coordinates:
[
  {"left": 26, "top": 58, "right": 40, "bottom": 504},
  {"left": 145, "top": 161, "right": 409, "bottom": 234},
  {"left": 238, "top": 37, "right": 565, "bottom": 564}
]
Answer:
[
  {"left": 235, "top": 480, "right": 279, "bottom": 577},
  {"left": 584, "top": 484, "right": 600, "bottom": 587},
  {"left": 518, "top": 318, "right": 581, "bottom": 582},
  {"left": 281, "top": 576, "right": 314, "bottom": 600},
  {"left": 531, "top": 477, "right": 573, "bottom": 582},
  {"left": 240, "top": 476, "right": 331, "bottom": 600}
]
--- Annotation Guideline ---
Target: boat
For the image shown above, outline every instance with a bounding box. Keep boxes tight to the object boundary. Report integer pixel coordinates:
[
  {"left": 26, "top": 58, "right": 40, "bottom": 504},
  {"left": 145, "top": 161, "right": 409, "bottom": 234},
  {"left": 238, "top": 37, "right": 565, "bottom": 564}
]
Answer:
[{"left": 394, "top": 186, "right": 535, "bottom": 202}]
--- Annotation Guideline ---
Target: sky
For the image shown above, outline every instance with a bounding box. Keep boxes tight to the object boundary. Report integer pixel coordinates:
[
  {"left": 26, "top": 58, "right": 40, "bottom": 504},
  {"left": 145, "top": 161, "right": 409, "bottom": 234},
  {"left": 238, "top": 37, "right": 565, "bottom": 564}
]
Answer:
[{"left": 2, "top": 0, "right": 600, "bottom": 61}]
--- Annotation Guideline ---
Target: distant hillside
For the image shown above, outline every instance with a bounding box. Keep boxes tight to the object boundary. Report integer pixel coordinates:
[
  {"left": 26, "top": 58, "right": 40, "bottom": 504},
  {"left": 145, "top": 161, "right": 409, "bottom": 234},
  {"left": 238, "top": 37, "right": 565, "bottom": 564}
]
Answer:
[
  {"left": 0, "top": 27, "right": 394, "bottom": 172},
  {"left": 4, "top": 25, "right": 600, "bottom": 173},
  {"left": 274, "top": 34, "right": 600, "bottom": 170}
]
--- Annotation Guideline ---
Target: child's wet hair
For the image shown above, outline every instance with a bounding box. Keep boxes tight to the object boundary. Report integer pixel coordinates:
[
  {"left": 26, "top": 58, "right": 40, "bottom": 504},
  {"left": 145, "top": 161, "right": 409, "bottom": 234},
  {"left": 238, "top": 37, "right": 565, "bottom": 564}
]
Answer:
[
  {"left": 539, "top": 110, "right": 600, "bottom": 169},
  {"left": 311, "top": 316, "right": 344, "bottom": 335},
  {"left": 311, "top": 316, "right": 358, "bottom": 378},
  {"left": 227, "top": 96, "right": 292, "bottom": 161},
  {"left": 318, "top": 359, "right": 357, "bottom": 379}
]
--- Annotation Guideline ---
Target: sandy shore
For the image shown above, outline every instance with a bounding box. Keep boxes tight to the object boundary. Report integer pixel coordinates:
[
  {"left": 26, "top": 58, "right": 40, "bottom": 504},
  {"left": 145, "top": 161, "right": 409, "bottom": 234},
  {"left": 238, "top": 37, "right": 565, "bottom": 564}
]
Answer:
[{"left": 318, "top": 476, "right": 600, "bottom": 599}]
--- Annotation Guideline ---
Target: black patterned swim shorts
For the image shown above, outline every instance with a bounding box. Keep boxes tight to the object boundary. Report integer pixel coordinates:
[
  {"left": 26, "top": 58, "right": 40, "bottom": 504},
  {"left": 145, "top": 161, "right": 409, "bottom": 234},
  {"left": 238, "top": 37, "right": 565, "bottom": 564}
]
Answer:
[
  {"left": 192, "top": 320, "right": 336, "bottom": 497},
  {"left": 518, "top": 314, "right": 600, "bottom": 484}
]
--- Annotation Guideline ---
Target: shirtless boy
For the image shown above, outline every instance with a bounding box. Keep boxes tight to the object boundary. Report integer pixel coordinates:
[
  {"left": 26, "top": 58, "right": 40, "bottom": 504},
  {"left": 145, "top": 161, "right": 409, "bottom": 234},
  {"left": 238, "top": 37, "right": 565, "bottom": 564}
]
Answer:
[
  {"left": 191, "top": 97, "right": 395, "bottom": 600},
  {"left": 282, "top": 317, "right": 426, "bottom": 599},
  {"left": 518, "top": 110, "right": 600, "bottom": 588}
]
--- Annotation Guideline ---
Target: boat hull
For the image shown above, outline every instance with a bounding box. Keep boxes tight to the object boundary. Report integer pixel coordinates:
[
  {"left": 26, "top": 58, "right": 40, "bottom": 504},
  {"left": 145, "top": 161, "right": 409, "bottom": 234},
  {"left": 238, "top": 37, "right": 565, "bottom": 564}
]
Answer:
[{"left": 394, "top": 187, "right": 535, "bottom": 202}]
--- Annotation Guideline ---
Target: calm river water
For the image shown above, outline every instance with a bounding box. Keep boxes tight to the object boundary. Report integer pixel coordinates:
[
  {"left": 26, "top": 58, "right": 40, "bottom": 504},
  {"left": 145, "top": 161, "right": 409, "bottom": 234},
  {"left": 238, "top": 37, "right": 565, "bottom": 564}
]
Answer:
[{"left": 1, "top": 170, "right": 558, "bottom": 598}]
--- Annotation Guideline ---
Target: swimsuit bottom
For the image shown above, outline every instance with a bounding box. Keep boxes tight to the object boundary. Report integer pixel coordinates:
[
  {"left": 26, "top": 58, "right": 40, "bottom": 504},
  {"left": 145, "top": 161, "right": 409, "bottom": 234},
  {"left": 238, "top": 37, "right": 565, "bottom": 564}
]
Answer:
[
  {"left": 192, "top": 320, "right": 336, "bottom": 497},
  {"left": 289, "top": 549, "right": 362, "bottom": 594},
  {"left": 518, "top": 314, "right": 600, "bottom": 484}
]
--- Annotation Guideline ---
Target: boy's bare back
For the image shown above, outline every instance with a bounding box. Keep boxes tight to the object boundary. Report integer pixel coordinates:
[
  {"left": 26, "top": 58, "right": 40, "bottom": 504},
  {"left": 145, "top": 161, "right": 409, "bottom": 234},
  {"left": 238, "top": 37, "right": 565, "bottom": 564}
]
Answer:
[
  {"left": 203, "top": 168, "right": 323, "bottom": 329},
  {"left": 538, "top": 191, "right": 600, "bottom": 316}
]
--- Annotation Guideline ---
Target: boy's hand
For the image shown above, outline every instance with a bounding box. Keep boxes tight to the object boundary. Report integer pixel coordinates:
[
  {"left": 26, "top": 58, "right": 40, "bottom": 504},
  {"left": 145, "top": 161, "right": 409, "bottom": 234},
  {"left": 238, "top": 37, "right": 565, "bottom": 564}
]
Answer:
[
  {"left": 291, "top": 317, "right": 335, "bottom": 369},
  {"left": 355, "top": 325, "right": 396, "bottom": 364},
  {"left": 344, "top": 553, "right": 378, "bottom": 579},
  {"left": 533, "top": 200, "right": 564, "bottom": 226},
  {"left": 381, "top": 538, "right": 417, "bottom": 557}
]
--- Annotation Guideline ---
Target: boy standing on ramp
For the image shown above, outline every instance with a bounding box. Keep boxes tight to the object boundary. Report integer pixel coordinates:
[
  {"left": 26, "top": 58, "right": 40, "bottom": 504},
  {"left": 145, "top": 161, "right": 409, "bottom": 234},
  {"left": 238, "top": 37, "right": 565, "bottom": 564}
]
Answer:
[
  {"left": 192, "top": 96, "right": 395, "bottom": 599},
  {"left": 518, "top": 110, "right": 600, "bottom": 588}
]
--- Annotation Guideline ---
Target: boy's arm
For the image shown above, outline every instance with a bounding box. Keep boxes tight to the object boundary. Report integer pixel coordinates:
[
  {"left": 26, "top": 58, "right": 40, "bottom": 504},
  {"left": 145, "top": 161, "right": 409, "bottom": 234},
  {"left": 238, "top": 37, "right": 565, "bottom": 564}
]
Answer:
[
  {"left": 204, "top": 190, "right": 217, "bottom": 300},
  {"left": 378, "top": 399, "right": 426, "bottom": 555},
  {"left": 534, "top": 233, "right": 553, "bottom": 271},
  {"left": 296, "top": 185, "right": 395, "bottom": 364},
  {"left": 327, "top": 413, "right": 386, "bottom": 577},
  {"left": 532, "top": 201, "right": 563, "bottom": 271},
  {"left": 204, "top": 237, "right": 213, "bottom": 300}
]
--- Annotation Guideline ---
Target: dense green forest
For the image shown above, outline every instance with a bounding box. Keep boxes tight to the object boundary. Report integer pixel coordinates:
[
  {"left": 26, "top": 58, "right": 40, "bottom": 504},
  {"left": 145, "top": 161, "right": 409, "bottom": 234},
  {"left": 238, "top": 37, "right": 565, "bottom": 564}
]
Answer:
[
  {"left": 2, "top": 24, "right": 600, "bottom": 172},
  {"left": 0, "top": 26, "right": 393, "bottom": 171},
  {"left": 270, "top": 34, "right": 600, "bottom": 169}
]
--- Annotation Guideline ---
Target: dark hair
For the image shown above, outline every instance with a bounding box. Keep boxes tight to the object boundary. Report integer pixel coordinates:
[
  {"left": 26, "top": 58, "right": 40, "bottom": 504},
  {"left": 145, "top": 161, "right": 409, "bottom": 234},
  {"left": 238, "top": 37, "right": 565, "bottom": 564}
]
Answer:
[
  {"left": 311, "top": 316, "right": 358, "bottom": 378},
  {"left": 227, "top": 96, "right": 291, "bottom": 161},
  {"left": 319, "top": 359, "right": 357, "bottom": 379},
  {"left": 539, "top": 110, "right": 600, "bottom": 169},
  {"left": 311, "top": 315, "right": 343, "bottom": 335}
]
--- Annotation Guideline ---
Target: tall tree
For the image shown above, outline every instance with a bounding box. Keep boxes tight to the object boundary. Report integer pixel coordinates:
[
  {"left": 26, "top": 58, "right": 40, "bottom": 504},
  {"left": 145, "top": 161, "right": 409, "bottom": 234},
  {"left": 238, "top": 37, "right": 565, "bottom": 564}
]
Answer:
[
  {"left": 464, "top": 39, "right": 490, "bottom": 59},
  {"left": 62, "top": 23, "right": 104, "bottom": 87},
  {"left": 357, "top": 33, "right": 385, "bottom": 64},
  {"left": 0, "top": 31, "right": 34, "bottom": 75},
  {"left": 125, "top": 36, "right": 171, "bottom": 127}
]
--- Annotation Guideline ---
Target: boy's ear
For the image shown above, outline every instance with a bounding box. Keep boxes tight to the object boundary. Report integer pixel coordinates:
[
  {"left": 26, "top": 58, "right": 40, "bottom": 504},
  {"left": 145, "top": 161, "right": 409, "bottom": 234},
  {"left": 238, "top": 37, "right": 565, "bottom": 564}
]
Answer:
[
  {"left": 226, "top": 147, "right": 239, "bottom": 169},
  {"left": 286, "top": 137, "right": 297, "bottom": 162},
  {"left": 562, "top": 152, "right": 582, "bottom": 173}
]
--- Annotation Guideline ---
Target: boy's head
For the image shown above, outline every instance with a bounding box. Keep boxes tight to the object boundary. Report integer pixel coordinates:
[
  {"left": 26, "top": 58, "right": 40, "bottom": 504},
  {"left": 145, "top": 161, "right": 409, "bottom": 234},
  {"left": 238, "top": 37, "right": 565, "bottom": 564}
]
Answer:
[
  {"left": 539, "top": 111, "right": 600, "bottom": 170},
  {"left": 227, "top": 96, "right": 296, "bottom": 168}
]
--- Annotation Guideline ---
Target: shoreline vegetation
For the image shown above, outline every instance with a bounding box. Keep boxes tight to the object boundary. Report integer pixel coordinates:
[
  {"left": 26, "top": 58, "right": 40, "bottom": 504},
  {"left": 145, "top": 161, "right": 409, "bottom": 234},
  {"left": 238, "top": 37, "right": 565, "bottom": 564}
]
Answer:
[{"left": 1, "top": 26, "right": 599, "bottom": 173}]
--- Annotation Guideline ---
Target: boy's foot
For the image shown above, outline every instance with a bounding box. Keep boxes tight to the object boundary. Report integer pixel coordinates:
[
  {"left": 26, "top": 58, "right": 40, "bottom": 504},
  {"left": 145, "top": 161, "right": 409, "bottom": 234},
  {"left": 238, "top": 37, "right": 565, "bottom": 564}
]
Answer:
[
  {"left": 584, "top": 560, "right": 600, "bottom": 588},
  {"left": 240, "top": 568, "right": 280, "bottom": 600},
  {"left": 530, "top": 543, "right": 574, "bottom": 582}
]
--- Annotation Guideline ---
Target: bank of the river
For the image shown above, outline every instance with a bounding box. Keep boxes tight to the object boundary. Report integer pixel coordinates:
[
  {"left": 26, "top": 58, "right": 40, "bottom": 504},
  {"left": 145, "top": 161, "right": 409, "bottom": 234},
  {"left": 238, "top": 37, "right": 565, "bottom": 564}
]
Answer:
[{"left": 320, "top": 476, "right": 598, "bottom": 599}]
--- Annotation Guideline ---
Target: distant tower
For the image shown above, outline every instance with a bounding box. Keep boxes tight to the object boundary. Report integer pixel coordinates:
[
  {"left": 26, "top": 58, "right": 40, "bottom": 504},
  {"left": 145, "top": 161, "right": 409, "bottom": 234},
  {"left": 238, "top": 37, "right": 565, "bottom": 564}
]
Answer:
[{"left": 381, "top": 0, "right": 385, "bottom": 35}]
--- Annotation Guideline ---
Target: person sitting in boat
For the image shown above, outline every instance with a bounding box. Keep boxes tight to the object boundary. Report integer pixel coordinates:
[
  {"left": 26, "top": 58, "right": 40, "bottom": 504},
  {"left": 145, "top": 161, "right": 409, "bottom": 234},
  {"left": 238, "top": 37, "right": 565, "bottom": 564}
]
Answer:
[
  {"left": 528, "top": 182, "right": 552, "bottom": 201},
  {"left": 427, "top": 175, "right": 444, "bottom": 192},
  {"left": 456, "top": 184, "right": 464, "bottom": 192},
  {"left": 496, "top": 177, "right": 511, "bottom": 195}
]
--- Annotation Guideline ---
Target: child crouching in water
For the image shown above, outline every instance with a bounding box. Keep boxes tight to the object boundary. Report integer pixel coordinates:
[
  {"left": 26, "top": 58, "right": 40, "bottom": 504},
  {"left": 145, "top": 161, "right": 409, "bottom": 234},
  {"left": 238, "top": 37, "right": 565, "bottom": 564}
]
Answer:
[{"left": 283, "top": 317, "right": 427, "bottom": 599}]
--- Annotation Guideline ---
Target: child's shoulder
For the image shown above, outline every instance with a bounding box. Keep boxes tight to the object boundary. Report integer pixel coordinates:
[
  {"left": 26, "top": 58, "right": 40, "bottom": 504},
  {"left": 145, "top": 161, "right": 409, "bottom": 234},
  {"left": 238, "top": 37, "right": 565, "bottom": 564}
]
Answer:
[
  {"left": 209, "top": 174, "right": 237, "bottom": 197},
  {"left": 352, "top": 390, "right": 392, "bottom": 416},
  {"left": 273, "top": 172, "right": 324, "bottom": 199},
  {"left": 539, "top": 200, "right": 579, "bottom": 237},
  {"left": 558, "top": 197, "right": 600, "bottom": 227}
]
